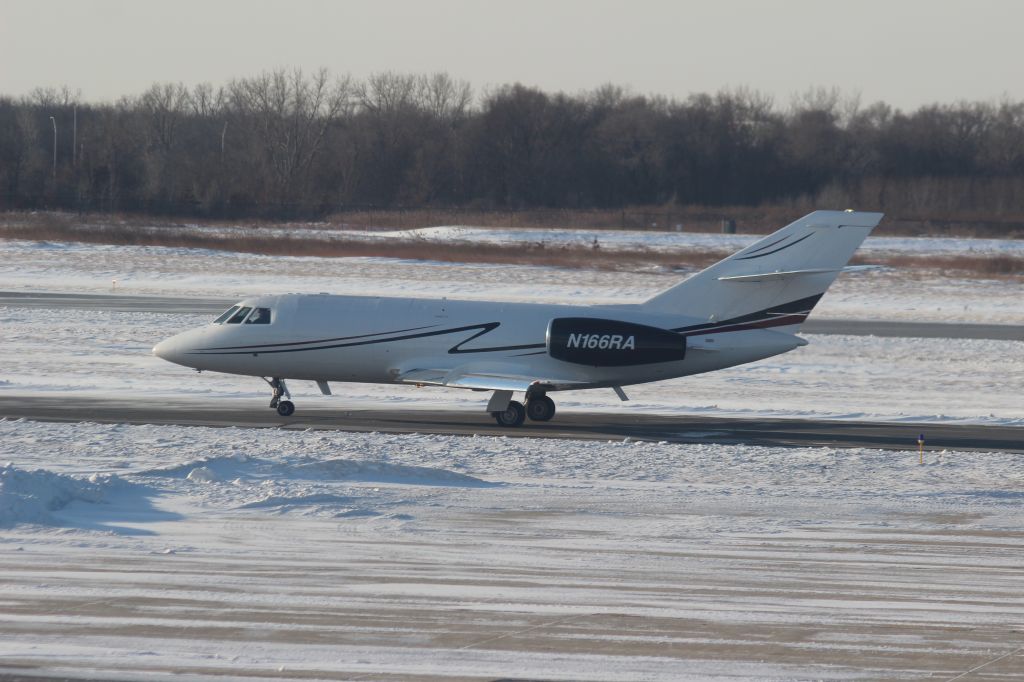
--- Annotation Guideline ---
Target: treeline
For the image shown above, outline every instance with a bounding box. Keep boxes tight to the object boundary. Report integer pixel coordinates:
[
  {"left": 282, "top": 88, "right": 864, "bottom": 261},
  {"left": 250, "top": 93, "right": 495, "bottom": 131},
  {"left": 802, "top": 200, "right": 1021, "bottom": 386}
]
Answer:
[{"left": 3, "top": 69, "right": 1024, "bottom": 219}]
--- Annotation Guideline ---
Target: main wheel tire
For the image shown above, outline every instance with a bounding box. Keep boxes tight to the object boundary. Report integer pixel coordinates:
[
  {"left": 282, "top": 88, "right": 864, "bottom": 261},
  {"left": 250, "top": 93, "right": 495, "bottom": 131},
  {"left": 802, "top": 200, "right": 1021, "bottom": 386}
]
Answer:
[
  {"left": 492, "top": 400, "right": 526, "bottom": 427},
  {"left": 276, "top": 400, "right": 295, "bottom": 417},
  {"left": 526, "top": 395, "right": 556, "bottom": 422}
]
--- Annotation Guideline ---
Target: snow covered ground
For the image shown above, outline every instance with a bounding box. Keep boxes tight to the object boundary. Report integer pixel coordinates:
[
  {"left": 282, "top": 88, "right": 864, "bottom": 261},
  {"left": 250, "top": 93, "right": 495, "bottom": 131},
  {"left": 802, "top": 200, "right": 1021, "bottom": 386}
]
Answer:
[
  {"left": 55, "top": 219, "right": 1024, "bottom": 257},
  {"left": 2, "top": 419, "right": 1023, "bottom": 681},
  {"left": 2, "top": 235, "right": 1023, "bottom": 324},
  {"left": 374, "top": 224, "right": 1024, "bottom": 258},
  {"left": 1, "top": 231, "right": 1022, "bottom": 680}
]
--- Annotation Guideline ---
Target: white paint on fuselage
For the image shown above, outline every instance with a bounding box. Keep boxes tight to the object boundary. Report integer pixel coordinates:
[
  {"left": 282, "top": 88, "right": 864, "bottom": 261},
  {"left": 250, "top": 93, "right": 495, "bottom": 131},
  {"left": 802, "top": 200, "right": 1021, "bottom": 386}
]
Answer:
[{"left": 154, "top": 293, "right": 803, "bottom": 390}]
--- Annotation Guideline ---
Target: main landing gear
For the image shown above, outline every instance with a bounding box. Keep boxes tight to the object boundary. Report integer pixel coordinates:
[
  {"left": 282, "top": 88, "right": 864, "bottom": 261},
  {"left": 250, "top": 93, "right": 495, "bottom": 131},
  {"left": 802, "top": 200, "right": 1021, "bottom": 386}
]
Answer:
[
  {"left": 493, "top": 400, "right": 525, "bottom": 427},
  {"left": 491, "top": 392, "right": 556, "bottom": 427},
  {"left": 525, "top": 394, "right": 556, "bottom": 422},
  {"left": 264, "top": 377, "right": 295, "bottom": 417}
]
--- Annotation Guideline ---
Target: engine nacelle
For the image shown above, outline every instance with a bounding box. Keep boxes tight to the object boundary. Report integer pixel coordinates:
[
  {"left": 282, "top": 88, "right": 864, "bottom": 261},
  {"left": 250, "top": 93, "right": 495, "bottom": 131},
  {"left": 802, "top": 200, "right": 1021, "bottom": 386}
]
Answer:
[{"left": 546, "top": 317, "right": 686, "bottom": 367}]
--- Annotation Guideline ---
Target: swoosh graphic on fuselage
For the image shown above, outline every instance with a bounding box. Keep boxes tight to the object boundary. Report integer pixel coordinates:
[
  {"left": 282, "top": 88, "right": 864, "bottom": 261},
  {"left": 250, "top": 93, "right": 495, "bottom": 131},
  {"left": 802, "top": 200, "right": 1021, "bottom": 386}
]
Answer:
[
  {"left": 671, "top": 294, "right": 822, "bottom": 335},
  {"left": 189, "top": 321, "right": 546, "bottom": 356},
  {"left": 196, "top": 324, "right": 440, "bottom": 351}
]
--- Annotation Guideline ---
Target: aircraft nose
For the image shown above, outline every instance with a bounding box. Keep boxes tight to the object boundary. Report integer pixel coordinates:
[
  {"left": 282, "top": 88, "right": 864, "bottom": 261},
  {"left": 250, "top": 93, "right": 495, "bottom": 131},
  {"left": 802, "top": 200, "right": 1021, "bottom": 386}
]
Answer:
[{"left": 152, "top": 334, "right": 190, "bottom": 367}]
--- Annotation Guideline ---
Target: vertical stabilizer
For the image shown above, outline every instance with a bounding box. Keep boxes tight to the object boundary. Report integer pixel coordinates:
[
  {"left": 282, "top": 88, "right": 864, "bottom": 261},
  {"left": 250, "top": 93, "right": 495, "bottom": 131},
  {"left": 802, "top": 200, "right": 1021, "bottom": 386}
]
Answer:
[{"left": 643, "top": 210, "right": 883, "bottom": 331}]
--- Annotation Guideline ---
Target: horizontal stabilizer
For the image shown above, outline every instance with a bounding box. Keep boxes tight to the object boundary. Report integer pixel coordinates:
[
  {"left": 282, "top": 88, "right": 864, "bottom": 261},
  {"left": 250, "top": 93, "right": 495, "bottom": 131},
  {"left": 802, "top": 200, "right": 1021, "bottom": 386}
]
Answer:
[{"left": 717, "top": 268, "right": 841, "bottom": 283}]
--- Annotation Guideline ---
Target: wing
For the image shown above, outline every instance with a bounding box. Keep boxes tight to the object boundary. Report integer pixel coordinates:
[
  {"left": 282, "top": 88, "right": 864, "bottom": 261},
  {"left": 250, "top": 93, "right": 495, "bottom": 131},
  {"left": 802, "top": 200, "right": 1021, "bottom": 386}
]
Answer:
[{"left": 396, "top": 364, "right": 592, "bottom": 393}]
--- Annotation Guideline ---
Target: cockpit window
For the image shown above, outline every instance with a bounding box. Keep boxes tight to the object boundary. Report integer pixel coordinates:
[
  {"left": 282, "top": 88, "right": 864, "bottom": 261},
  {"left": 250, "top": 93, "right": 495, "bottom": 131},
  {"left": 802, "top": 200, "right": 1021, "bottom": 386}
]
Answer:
[
  {"left": 213, "top": 304, "right": 272, "bottom": 325},
  {"left": 226, "top": 306, "right": 252, "bottom": 324},
  {"left": 245, "top": 307, "right": 271, "bottom": 324},
  {"left": 213, "top": 306, "right": 240, "bottom": 324}
]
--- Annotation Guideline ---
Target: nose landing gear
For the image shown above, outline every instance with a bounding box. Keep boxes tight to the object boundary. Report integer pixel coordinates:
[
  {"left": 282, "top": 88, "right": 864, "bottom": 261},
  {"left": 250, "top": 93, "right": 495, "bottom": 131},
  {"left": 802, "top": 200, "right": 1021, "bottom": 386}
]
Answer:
[{"left": 263, "top": 377, "right": 295, "bottom": 417}]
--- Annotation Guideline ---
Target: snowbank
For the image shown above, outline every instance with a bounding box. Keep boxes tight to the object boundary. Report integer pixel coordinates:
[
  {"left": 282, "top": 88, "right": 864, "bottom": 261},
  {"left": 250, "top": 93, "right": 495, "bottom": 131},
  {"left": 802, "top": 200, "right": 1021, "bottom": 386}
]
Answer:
[
  {"left": 139, "top": 453, "right": 494, "bottom": 487},
  {"left": 1, "top": 419, "right": 1022, "bottom": 680},
  {"left": 0, "top": 463, "right": 122, "bottom": 526}
]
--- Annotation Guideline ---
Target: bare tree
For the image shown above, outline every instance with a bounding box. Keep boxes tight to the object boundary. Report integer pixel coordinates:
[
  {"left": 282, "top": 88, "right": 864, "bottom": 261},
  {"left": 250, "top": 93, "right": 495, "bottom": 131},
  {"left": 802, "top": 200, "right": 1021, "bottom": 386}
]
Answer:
[
  {"left": 0, "top": 102, "right": 41, "bottom": 201},
  {"left": 138, "top": 83, "right": 190, "bottom": 152},
  {"left": 983, "top": 99, "right": 1024, "bottom": 173},
  {"left": 26, "top": 85, "right": 80, "bottom": 108},
  {"left": 189, "top": 82, "right": 226, "bottom": 118},
  {"left": 355, "top": 71, "right": 419, "bottom": 118},
  {"left": 4, "top": 71, "right": 1024, "bottom": 220},
  {"left": 228, "top": 68, "right": 353, "bottom": 207},
  {"left": 417, "top": 72, "right": 472, "bottom": 123}
]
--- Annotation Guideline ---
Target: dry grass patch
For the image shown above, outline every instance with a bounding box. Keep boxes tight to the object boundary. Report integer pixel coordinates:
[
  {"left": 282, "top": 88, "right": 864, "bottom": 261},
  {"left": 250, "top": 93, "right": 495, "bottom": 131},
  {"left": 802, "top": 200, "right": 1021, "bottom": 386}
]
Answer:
[
  {"left": 3, "top": 211, "right": 1022, "bottom": 279},
  {"left": 863, "top": 253, "right": 1024, "bottom": 277},
  {"left": 0, "top": 214, "right": 727, "bottom": 271}
]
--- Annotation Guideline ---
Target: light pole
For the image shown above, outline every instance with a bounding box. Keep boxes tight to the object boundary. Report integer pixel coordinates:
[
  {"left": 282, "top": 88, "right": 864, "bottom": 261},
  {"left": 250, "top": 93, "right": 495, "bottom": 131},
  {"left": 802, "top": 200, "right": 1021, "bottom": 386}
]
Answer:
[
  {"left": 49, "top": 116, "right": 57, "bottom": 178},
  {"left": 220, "top": 120, "right": 228, "bottom": 163}
]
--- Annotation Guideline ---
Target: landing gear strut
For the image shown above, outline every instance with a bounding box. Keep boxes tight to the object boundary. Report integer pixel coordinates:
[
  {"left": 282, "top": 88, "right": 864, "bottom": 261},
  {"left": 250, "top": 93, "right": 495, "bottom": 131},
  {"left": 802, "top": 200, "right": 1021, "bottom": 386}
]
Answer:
[{"left": 263, "top": 377, "right": 295, "bottom": 417}]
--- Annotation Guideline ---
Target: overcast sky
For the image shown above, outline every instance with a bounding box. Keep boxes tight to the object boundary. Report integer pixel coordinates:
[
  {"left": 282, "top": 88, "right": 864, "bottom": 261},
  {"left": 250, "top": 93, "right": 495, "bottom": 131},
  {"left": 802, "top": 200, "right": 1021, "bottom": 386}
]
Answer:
[{"left": 1, "top": 0, "right": 1021, "bottom": 110}]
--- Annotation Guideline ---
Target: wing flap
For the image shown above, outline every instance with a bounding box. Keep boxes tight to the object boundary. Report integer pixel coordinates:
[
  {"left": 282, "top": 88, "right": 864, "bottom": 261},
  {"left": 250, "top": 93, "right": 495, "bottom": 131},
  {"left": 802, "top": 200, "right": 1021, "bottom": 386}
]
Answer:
[
  {"left": 395, "top": 368, "right": 449, "bottom": 386},
  {"left": 446, "top": 373, "right": 538, "bottom": 392},
  {"left": 396, "top": 365, "right": 591, "bottom": 392}
]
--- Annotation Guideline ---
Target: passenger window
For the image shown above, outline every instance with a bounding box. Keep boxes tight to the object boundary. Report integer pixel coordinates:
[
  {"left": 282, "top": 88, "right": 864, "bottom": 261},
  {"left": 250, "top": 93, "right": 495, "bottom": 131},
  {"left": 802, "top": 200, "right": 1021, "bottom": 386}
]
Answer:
[
  {"left": 245, "top": 307, "right": 271, "bottom": 324},
  {"left": 226, "top": 307, "right": 252, "bottom": 324},
  {"left": 213, "top": 306, "right": 240, "bottom": 324}
]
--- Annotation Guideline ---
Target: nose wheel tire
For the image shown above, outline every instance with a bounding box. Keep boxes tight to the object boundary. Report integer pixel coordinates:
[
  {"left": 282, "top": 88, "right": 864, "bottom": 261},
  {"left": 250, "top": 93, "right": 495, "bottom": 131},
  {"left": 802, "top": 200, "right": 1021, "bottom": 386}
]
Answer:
[
  {"left": 492, "top": 400, "right": 525, "bottom": 427},
  {"left": 263, "top": 377, "right": 294, "bottom": 416},
  {"left": 526, "top": 395, "right": 556, "bottom": 422}
]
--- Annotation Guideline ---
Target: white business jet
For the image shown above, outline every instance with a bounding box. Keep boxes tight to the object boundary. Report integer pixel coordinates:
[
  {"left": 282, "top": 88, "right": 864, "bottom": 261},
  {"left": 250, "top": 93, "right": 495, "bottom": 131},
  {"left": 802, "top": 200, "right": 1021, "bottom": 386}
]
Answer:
[{"left": 153, "top": 210, "right": 882, "bottom": 426}]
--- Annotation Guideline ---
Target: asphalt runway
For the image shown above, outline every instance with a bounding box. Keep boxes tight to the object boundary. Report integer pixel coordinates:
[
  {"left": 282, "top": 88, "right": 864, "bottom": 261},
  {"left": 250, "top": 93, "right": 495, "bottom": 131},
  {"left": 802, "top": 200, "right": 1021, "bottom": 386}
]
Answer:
[
  {"left": 1, "top": 395, "right": 1020, "bottom": 453},
  {"left": 0, "top": 290, "right": 229, "bottom": 315},
  {"left": 2, "top": 289, "right": 1023, "bottom": 339}
]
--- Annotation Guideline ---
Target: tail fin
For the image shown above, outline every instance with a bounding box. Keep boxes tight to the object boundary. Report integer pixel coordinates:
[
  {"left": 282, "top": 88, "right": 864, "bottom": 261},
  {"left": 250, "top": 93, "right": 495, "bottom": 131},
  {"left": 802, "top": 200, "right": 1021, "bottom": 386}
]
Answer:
[{"left": 643, "top": 210, "right": 883, "bottom": 332}]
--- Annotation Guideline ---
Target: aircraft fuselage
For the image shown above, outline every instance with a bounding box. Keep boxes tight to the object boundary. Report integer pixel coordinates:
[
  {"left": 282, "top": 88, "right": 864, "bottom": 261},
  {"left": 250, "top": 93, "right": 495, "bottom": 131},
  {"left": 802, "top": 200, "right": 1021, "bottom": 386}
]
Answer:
[{"left": 154, "top": 293, "right": 804, "bottom": 389}]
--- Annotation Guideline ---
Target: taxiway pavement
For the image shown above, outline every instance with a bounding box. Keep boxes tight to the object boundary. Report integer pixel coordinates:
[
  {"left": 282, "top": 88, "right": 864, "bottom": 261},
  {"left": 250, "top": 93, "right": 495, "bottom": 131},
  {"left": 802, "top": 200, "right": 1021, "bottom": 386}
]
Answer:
[{"left": 1, "top": 395, "right": 1020, "bottom": 453}]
